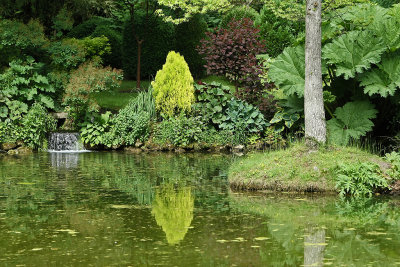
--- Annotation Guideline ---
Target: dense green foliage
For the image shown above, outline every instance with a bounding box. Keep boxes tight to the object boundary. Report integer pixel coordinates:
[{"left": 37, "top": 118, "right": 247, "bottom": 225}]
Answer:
[
  {"left": 175, "top": 14, "right": 207, "bottom": 78},
  {"left": 63, "top": 61, "right": 123, "bottom": 125},
  {"left": 194, "top": 82, "right": 266, "bottom": 134},
  {"left": 255, "top": 6, "right": 303, "bottom": 57},
  {"left": 0, "top": 58, "right": 55, "bottom": 120},
  {"left": 152, "top": 51, "right": 195, "bottom": 118},
  {"left": 122, "top": 13, "right": 175, "bottom": 80},
  {"left": 335, "top": 162, "right": 390, "bottom": 197},
  {"left": 220, "top": 5, "right": 259, "bottom": 28},
  {"left": 20, "top": 104, "right": 56, "bottom": 149}
]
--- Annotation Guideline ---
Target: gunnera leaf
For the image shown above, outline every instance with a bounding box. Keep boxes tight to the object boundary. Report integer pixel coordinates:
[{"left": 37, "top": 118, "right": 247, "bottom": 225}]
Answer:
[
  {"left": 322, "top": 31, "right": 386, "bottom": 79},
  {"left": 359, "top": 52, "right": 400, "bottom": 97},
  {"left": 269, "top": 46, "right": 305, "bottom": 97},
  {"left": 369, "top": 17, "right": 400, "bottom": 52},
  {"left": 327, "top": 101, "right": 378, "bottom": 146}
]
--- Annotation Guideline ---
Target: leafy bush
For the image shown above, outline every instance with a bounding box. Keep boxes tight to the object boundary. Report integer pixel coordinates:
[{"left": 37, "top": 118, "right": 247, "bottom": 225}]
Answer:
[
  {"left": 175, "top": 14, "right": 207, "bottom": 78},
  {"left": 153, "top": 116, "right": 204, "bottom": 146},
  {"left": 335, "top": 162, "right": 390, "bottom": 197},
  {"left": 255, "top": 6, "right": 304, "bottom": 57},
  {"left": 384, "top": 151, "right": 400, "bottom": 179},
  {"left": 63, "top": 61, "right": 123, "bottom": 125},
  {"left": 194, "top": 82, "right": 267, "bottom": 135},
  {"left": 52, "top": 7, "right": 74, "bottom": 38},
  {"left": 91, "top": 25, "right": 123, "bottom": 68},
  {"left": 152, "top": 51, "right": 195, "bottom": 118},
  {"left": 327, "top": 101, "right": 378, "bottom": 145},
  {"left": 0, "top": 57, "right": 55, "bottom": 120},
  {"left": 81, "top": 36, "right": 111, "bottom": 62},
  {"left": 20, "top": 104, "right": 56, "bottom": 149},
  {"left": 0, "top": 121, "right": 22, "bottom": 144},
  {"left": 80, "top": 112, "right": 116, "bottom": 148},
  {"left": 198, "top": 18, "right": 266, "bottom": 89},
  {"left": 0, "top": 19, "right": 48, "bottom": 67},
  {"left": 220, "top": 6, "right": 259, "bottom": 29},
  {"left": 68, "top": 17, "right": 114, "bottom": 39},
  {"left": 114, "top": 110, "right": 151, "bottom": 146},
  {"left": 122, "top": 13, "right": 175, "bottom": 80},
  {"left": 48, "top": 38, "right": 86, "bottom": 71}
]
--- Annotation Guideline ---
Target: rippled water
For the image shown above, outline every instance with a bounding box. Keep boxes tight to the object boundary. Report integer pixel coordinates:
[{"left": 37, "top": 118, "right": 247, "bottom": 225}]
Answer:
[{"left": 0, "top": 152, "right": 400, "bottom": 266}]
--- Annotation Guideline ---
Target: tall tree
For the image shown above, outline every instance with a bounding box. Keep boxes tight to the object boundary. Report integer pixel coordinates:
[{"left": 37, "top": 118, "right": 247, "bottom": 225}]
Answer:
[
  {"left": 121, "top": 0, "right": 158, "bottom": 89},
  {"left": 304, "top": 0, "right": 326, "bottom": 146}
]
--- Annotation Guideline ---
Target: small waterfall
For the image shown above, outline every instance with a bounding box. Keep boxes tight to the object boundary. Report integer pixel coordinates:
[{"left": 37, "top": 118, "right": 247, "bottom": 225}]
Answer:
[{"left": 48, "top": 132, "right": 88, "bottom": 152}]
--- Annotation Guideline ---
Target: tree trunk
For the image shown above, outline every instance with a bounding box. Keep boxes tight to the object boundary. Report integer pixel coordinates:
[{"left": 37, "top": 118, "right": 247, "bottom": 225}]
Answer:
[
  {"left": 304, "top": 228, "right": 326, "bottom": 267},
  {"left": 136, "top": 39, "right": 143, "bottom": 89},
  {"left": 305, "top": 0, "right": 326, "bottom": 147}
]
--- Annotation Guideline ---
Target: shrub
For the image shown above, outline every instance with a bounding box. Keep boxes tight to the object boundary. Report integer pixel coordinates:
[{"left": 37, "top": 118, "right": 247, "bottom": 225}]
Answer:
[
  {"left": 153, "top": 116, "right": 204, "bottom": 146},
  {"left": 152, "top": 51, "right": 195, "bottom": 118},
  {"left": 91, "top": 25, "right": 123, "bottom": 68},
  {"left": 81, "top": 36, "right": 111, "bottom": 62},
  {"left": 114, "top": 110, "right": 151, "bottom": 146},
  {"left": 193, "top": 82, "right": 267, "bottom": 135},
  {"left": 175, "top": 14, "right": 207, "bottom": 78},
  {"left": 68, "top": 17, "right": 113, "bottom": 39},
  {"left": 48, "top": 38, "right": 86, "bottom": 71},
  {"left": 335, "top": 162, "right": 390, "bottom": 197},
  {"left": 0, "top": 19, "right": 48, "bottom": 67},
  {"left": 198, "top": 18, "right": 266, "bottom": 89},
  {"left": 255, "top": 6, "right": 303, "bottom": 57},
  {"left": 80, "top": 112, "right": 116, "bottom": 148},
  {"left": 0, "top": 57, "right": 55, "bottom": 121},
  {"left": 0, "top": 121, "right": 22, "bottom": 144},
  {"left": 122, "top": 13, "right": 175, "bottom": 80},
  {"left": 63, "top": 61, "right": 123, "bottom": 125},
  {"left": 21, "top": 104, "right": 56, "bottom": 149},
  {"left": 220, "top": 6, "right": 259, "bottom": 29}
]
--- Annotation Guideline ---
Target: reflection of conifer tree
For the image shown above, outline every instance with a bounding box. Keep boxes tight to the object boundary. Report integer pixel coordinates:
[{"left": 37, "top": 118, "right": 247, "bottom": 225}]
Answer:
[{"left": 151, "top": 184, "right": 194, "bottom": 245}]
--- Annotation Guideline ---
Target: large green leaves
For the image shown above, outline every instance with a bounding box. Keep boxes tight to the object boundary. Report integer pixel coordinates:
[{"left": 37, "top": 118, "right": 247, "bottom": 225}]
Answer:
[
  {"left": 359, "top": 53, "right": 400, "bottom": 97},
  {"left": 269, "top": 46, "right": 305, "bottom": 97},
  {"left": 322, "top": 31, "right": 386, "bottom": 79},
  {"left": 369, "top": 17, "right": 400, "bottom": 52},
  {"left": 341, "top": 4, "right": 389, "bottom": 28},
  {"left": 327, "top": 101, "right": 378, "bottom": 146}
]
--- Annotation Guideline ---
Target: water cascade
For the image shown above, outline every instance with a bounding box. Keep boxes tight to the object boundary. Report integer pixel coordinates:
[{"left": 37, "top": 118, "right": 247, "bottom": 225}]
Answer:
[{"left": 48, "top": 132, "right": 88, "bottom": 152}]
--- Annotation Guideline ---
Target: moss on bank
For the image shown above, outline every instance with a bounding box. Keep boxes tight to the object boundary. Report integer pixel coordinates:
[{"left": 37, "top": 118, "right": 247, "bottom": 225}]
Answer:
[{"left": 229, "top": 143, "right": 391, "bottom": 193}]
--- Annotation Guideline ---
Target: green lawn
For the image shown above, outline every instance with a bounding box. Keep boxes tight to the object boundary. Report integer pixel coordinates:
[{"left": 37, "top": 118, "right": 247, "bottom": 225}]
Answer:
[
  {"left": 94, "top": 77, "right": 235, "bottom": 111},
  {"left": 229, "top": 143, "right": 390, "bottom": 193}
]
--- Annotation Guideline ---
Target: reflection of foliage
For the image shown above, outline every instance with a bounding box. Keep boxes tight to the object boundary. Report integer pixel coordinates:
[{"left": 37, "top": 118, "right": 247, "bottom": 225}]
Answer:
[
  {"left": 151, "top": 184, "right": 194, "bottom": 245},
  {"left": 335, "top": 198, "right": 389, "bottom": 224}
]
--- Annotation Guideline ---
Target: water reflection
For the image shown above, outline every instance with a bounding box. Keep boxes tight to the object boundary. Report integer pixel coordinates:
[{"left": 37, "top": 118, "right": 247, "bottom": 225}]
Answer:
[
  {"left": 1, "top": 153, "right": 400, "bottom": 266},
  {"left": 50, "top": 152, "right": 79, "bottom": 169},
  {"left": 151, "top": 183, "right": 194, "bottom": 245}
]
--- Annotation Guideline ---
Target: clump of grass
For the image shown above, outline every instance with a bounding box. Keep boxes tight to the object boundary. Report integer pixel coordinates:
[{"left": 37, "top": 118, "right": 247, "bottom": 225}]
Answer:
[{"left": 229, "top": 142, "right": 390, "bottom": 193}]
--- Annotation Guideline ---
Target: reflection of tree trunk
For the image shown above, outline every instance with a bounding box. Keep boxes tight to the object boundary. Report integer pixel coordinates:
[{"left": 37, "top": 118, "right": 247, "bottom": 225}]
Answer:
[
  {"left": 304, "top": 228, "right": 325, "bottom": 267},
  {"left": 136, "top": 39, "right": 143, "bottom": 89}
]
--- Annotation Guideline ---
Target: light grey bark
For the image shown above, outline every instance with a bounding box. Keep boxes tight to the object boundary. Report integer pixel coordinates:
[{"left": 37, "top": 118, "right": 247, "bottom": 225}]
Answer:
[
  {"left": 304, "top": 228, "right": 326, "bottom": 267},
  {"left": 305, "top": 0, "right": 326, "bottom": 146}
]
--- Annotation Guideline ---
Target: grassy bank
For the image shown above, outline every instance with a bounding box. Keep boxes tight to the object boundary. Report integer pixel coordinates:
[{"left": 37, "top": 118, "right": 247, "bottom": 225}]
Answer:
[{"left": 229, "top": 143, "right": 391, "bottom": 193}]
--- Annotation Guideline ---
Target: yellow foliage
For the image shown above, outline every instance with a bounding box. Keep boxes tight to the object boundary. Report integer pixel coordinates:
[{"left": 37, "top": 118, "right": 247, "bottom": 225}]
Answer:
[
  {"left": 151, "top": 183, "right": 194, "bottom": 245},
  {"left": 152, "top": 51, "right": 195, "bottom": 118}
]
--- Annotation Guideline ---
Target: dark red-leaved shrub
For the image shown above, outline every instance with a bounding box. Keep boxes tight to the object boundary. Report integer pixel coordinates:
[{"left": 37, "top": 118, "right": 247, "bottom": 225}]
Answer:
[
  {"left": 198, "top": 18, "right": 276, "bottom": 119},
  {"left": 198, "top": 18, "right": 266, "bottom": 89}
]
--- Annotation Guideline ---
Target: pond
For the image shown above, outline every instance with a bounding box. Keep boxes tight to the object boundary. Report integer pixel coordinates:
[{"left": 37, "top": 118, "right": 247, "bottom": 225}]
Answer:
[{"left": 0, "top": 152, "right": 400, "bottom": 266}]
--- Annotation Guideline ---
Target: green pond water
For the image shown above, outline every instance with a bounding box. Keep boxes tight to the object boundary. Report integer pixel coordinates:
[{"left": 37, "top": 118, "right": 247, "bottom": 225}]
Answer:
[{"left": 1, "top": 152, "right": 400, "bottom": 266}]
